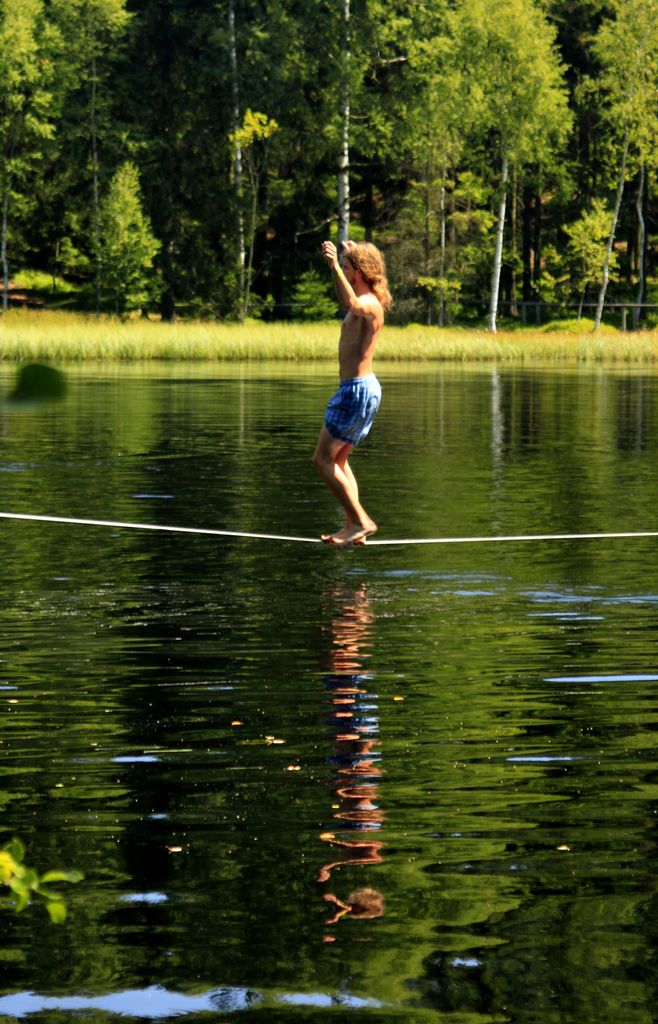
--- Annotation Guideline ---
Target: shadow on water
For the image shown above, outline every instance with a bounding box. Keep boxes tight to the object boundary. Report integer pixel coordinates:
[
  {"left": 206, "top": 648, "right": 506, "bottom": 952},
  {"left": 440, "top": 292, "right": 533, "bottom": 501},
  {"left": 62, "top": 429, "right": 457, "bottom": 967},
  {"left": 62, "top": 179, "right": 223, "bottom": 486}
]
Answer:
[{"left": 4, "top": 363, "right": 67, "bottom": 406}]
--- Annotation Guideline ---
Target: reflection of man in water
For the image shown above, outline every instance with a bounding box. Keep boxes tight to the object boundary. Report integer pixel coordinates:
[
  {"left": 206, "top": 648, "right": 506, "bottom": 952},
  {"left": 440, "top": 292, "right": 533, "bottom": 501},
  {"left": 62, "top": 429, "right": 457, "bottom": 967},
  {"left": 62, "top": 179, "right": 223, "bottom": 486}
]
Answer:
[
  {"left": 317, "top": 584, "right": 385, "bottom": 938},
  {"left": 322, "top": 886, "right": 384, "bottom": 926}
]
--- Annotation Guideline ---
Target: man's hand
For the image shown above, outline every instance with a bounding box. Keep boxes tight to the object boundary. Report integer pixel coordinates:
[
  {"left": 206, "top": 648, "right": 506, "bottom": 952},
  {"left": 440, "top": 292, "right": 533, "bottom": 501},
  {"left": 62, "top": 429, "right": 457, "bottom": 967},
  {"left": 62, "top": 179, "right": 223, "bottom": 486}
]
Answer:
[{"left": 322, "top": 241, "right": 338, "bottom": 268}]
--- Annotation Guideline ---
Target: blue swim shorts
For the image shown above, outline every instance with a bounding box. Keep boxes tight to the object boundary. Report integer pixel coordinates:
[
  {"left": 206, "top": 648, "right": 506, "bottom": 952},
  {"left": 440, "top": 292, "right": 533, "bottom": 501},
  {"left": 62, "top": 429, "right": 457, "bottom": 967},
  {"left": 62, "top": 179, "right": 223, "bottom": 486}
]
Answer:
[{"left": 324, "top": 374, "right": 381, "bottom": 447}]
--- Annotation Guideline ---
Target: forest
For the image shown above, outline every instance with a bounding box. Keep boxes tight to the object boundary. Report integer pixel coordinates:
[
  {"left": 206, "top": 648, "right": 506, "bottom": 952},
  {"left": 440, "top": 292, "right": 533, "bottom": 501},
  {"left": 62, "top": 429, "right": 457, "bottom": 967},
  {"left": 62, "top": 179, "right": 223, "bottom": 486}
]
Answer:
[{"left": 1, "top": 0, "right": 658, "bottom": 330}]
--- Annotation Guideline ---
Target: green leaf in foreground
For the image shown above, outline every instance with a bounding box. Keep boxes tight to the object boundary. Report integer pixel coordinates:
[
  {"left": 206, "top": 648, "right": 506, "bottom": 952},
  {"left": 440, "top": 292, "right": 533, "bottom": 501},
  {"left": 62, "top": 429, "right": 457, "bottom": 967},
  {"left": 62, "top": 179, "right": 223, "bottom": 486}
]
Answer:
[{"left": 1, "top": 839, "right": 84, "bottom": 923}]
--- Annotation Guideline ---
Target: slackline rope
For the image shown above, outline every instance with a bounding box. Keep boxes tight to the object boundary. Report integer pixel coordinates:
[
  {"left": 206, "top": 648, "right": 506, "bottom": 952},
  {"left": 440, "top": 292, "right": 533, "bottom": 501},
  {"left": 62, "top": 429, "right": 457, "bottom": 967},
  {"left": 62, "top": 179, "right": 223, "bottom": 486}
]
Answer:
[
  {"left": 2, "top": 511, "right": 658, "bottom": 547},
  {"left": 0, "top": 511, "right": 319, "bottom": 544}
]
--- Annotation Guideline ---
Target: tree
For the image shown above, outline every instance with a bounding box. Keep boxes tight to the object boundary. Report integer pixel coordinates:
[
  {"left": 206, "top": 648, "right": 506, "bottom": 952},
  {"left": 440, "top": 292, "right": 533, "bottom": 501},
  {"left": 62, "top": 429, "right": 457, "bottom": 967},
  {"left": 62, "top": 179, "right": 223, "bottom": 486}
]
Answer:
[
  {"left": 0, "top": 0, "right": 55, "bottom": 311},
  {"left": 591, "top": 0, "right": 658, "bottom": 330},
  {"left": 564, "top": 198, "right": 617, "bottom": 318},
  {"left": 5, "top": 0, "right": 658, "bottom": 328},
  {"left": 449, "top": 0, "right": 571, "bottom": 332},
  {"left": 547, "top": 0, "right": 612, "bottom": 203},
  {"left": 405, "top": 3, "right": 462, "bottom": 324},
  {"left": 32, "top": 0, "right": 131, "bottom": 314},
  {"left": 290, "top": 270, "right": 336, "bottom": 321},
  {"left": 633, "top": 163, "right": 646, "bottom": 329},
  {"left": 337, "top": 0, "right": 351, "bottom": 251},
  {"left": 227, "top": 0, "right": 245, "bottom": 316},
  {"left": 97, "top": 161, "right": 159, "bottom": 316},
  {"left": 229, "top": 109, "right": 278, "bottom": 320},
  {"left": 56, "top": 0, "right": 130, "bottom": 315}
]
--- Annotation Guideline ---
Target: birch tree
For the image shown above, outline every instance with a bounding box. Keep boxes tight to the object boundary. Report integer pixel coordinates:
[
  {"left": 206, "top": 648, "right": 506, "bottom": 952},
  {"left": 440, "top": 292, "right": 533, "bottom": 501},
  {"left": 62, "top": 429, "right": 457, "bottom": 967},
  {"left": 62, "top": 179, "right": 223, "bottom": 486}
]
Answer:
[
  {"left": 591, "top": 0, "right": 658, "bottom": 330},
  {"left": 564, "top": 199, "right": 617, "bottom": 319},
  {"left": 227, "top": 0, "right": 246, "bottom": 318},
  {"left": 335, "top": 0, "right": 351, "bottom": 252},
  {"left": 229, "top": 109, "right": 278, "bottom": 320},
  {"left": 450, "top": 0, "right": 571, "bottom": 332},
  {"left": 633, "top": 164, "right": 646, "bottom": 329}
]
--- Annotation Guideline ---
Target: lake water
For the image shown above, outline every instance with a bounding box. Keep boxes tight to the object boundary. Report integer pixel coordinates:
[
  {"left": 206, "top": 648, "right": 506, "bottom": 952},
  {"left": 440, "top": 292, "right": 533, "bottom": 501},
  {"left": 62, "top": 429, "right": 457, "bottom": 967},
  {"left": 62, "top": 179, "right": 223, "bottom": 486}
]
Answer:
[{"left": 1, "top": 362, "right": 658, "bottom": 1023}]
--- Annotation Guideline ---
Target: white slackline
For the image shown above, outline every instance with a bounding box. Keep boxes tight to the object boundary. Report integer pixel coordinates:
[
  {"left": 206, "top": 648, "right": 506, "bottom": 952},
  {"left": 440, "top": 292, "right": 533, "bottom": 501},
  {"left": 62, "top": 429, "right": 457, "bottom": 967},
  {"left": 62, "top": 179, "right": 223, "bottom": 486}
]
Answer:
[
  {"left": 0, "top": 511, "right": 320, "bottom": 544},
  {"left": 1, "top": 511, "right": 658, "bottom": 546},
  {"left": 368, "top": 530, "right": 658, "bottom": 546}
]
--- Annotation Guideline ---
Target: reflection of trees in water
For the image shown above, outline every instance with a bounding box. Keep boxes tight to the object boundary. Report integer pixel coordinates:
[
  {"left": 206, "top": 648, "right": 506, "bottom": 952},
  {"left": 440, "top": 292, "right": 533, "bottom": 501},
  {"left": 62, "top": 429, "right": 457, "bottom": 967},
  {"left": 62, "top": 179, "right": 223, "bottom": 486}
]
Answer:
[{"left": 317, "top": 584, "right": 385, "bottom": 938}]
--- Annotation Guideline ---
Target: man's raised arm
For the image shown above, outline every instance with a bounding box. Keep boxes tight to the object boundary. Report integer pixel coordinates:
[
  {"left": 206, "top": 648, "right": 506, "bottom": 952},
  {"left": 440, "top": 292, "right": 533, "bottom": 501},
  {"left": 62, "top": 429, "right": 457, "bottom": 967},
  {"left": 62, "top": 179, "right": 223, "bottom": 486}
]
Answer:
[{"left": 321, "top": 240, "right": 375, "bottom": 319}]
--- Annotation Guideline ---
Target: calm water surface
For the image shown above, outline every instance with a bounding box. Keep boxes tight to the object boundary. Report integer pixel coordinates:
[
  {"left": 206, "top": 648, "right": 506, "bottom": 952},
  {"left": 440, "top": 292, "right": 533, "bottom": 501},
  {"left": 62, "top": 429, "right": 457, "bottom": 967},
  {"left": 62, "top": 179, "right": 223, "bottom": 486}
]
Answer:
[{"left": 1, "top": 363, "right": 658, "bottom": 1023}]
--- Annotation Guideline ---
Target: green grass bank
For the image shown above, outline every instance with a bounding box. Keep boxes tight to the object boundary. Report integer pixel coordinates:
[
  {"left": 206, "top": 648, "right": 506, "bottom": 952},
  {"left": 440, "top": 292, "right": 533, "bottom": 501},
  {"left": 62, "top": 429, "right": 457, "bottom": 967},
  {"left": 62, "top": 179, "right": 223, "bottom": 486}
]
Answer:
[{"left": 2, "top": 309, "right": 658, "bottom": 363}]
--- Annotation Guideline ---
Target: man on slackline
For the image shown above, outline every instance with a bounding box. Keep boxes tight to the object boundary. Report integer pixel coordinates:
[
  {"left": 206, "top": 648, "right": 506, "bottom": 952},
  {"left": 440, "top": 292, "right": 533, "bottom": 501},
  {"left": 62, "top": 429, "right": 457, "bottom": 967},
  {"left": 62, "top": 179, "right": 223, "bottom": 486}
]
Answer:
[{"left": 313, "top": 239, "right": 392, "bottom": 547}]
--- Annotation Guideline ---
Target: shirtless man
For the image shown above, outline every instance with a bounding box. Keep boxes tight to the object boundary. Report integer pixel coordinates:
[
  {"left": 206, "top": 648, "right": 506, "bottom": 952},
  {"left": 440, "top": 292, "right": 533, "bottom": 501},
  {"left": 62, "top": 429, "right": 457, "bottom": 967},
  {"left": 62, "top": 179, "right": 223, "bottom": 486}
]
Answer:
[{"left": 313, "top": 239, "right": 392, "bottom": 547}]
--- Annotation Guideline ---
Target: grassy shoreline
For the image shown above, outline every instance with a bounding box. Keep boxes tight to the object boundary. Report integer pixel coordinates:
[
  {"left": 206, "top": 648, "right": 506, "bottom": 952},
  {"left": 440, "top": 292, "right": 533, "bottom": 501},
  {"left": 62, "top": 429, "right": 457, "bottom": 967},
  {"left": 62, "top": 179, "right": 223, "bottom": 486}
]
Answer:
[{"left": 1, "top": 309, "right": 658, "bottom": 364}]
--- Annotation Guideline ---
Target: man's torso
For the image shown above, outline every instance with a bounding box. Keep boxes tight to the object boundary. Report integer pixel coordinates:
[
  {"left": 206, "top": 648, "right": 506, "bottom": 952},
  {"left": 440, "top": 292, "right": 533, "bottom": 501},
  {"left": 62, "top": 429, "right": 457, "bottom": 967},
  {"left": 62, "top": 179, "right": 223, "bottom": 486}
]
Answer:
[{"left": 338, "top": 307, "right": 382, "bottom": 380}]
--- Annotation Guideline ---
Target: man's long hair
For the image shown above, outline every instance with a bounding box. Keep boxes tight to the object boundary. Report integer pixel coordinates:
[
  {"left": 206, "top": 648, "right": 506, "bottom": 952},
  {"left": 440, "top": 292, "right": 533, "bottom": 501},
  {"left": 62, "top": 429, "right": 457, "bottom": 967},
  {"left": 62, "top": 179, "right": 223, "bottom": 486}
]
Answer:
[{"left": 345, "top": 243, "right": 392, "bottom": 312}]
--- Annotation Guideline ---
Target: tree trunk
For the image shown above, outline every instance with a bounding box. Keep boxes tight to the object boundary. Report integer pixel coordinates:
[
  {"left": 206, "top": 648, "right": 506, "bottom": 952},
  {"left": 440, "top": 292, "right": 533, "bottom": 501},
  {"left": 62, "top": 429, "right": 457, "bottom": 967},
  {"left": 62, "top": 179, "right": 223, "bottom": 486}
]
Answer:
[
  {"left": 438, "top": 164, "right": 447, "bottom": 327},
  {"left": 509, "top": 167, "right": 518, "bottom": 317},
  {"left": 243, "top": 165, "right": 258, "bottom": 320},
  {"left": 488, "top": 154, "right": 509, "bottom": 334},
  {"left": 449, "top": 184, "right": 456, "bottom": 270},
  {"left": 160, "top": 239, "right": 176, "bottom": 321},
  {"left": 337, "top": 0, "right": 350, "bottom": 251},
  {"left": 633, "top": 164, "right": 646, "bottom": 330},
  {"left": 228, "top": 0, "right": 245, "bottom": 320},
  {"left": 594, "top": 124, "right": 629, "bottom": 331},
  {"left": 1, "top": 184, "right": 10, "bottom": 313},
  {"left": 532, "top": 187, "right": 542, "bottom": 295},
  {"left": 91, "top": 54, "right": 101, "bottom": 318},
  {"left": 363, "top": 177, "right": 373, "bottom": 241},
  {"left": 522, "top": 185, "right": 534, "bottom": 303},
  {"left": 161, "top": 286, "right": 176, "bottom": 322},
  {"left": 423, "top": 160, "right": 431, "bottom": 325},
  {"left": 0, "top": 126, "right": 16, "bottom": 312}
]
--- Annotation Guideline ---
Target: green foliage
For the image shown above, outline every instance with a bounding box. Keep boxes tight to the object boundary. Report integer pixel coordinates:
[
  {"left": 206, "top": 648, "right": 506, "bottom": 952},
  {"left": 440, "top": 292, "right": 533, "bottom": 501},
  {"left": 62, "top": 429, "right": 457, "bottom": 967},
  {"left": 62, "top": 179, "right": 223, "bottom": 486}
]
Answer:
[
  {"left": 448, "top": 0, "right": 572, "bottom": 166},
  {"left": 0, "top": 0, "right": 656, "bottom": 326},
  {"left": 532, "top": 242, "right": 568, "bottom": 304},
  {"left": 538, "top": 317, "right": 616, "bottom": 334},
  {"left": 564, "top": 199, "right": 618, "bottom": 297},
  {"left": 12, "top": 268, "right": 74, "bottom": 291},
  {"left": 38, "top": 0, "right": 130, "bottom": 311},
  {"left": 290, "top": 270, "right": 336, "bottom": 321},
  {"left": 584, "top": 0, "right": 658, "bottom": 329},
  {"left": 1, "top": 838, "right": 83, "bottom": 923},
  {"left": 416, "top": 275, "right": 462, "bottom": 322},
  {"left": 229, "top": 108, "right": 279, "bottom": 155},
  {"left": 56, "top": 235, "right": 92, "bottom": 280},
  {"left": 97, "top": 161, "right": 160, "bottom": 317},
  {"left": 593, "top": 0, "right": 658, "bottom": 160},
  {"left": 229, "top": 109, "right": 279, "bottom": 320},
  {"left": 0, "top": 0, "right": 57, "bottom": 303},
  {"left": 0, "top": 0, "right": 55, "bottom": 150}
]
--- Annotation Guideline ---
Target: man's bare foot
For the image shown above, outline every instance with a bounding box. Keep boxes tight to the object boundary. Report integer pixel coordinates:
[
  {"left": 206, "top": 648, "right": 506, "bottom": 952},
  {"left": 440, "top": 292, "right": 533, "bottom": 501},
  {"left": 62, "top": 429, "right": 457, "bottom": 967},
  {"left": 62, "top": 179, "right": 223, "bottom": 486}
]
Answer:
[
  {"left": 351, "top": 518, "right": 377, "bottom": 546},
  {"left": 321, "top": 524, "right": 353, "bottom": 545},
  {"left": 322, "top": 521, "right": 377, "bottom": 548}
]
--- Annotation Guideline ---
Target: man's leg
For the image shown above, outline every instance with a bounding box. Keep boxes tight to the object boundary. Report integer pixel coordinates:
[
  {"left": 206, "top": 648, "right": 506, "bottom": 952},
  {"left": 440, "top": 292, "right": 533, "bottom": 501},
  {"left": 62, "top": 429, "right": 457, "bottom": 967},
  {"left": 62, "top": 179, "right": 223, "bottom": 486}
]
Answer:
[
  {"left": 313, "top": 426, "right": 376, "bottom": 546},
  {"left": 335, "top": 447, "right": 377, "bottom": 545},
  {"left": 335, "top": 446, "right": 358, "bottom": 505},
  {"left": 313, "top": 428, "right": 360, "bottom": 538}
]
